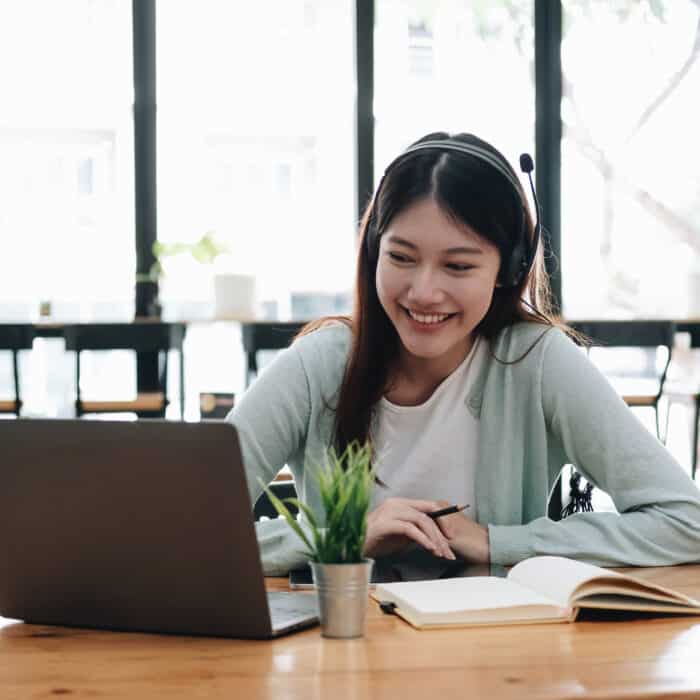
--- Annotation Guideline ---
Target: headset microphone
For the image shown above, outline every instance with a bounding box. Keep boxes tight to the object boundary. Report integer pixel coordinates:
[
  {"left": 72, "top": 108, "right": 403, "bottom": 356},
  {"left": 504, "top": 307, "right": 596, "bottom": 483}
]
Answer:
[{"left": 517, "top": 153, "right": 541, "bottom": 287}]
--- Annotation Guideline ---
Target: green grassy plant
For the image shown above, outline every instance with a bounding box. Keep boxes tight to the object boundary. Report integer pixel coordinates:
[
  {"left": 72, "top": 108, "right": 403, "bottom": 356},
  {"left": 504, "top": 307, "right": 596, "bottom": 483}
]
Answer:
[
  {"left": 136, "top": 231, "right": 230, "bottom": 282},
  {"left": 261, "top": 441, "right": 374, "bottom": 564}
]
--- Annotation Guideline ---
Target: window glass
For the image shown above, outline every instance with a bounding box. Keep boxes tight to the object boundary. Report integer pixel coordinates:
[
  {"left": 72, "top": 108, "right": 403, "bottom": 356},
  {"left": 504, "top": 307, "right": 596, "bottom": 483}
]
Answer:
[
  {"left": 157, "top": 1, "right": 356, "bottom": 321},
  {"left": 374, "top": 0, "right": 535, "bottom": 187},
  {"left": 0, "top": 0, "right": 135, "bottom": 322},
  {"left": 561, "top": 0, "right": 700, "bottom": 319}
]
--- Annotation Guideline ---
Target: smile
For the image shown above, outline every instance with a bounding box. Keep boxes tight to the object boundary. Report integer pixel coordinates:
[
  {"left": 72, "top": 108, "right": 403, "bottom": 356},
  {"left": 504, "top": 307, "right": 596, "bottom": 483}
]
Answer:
[{"left": 402, "top": 306, "right": 458, "bottom": 325}]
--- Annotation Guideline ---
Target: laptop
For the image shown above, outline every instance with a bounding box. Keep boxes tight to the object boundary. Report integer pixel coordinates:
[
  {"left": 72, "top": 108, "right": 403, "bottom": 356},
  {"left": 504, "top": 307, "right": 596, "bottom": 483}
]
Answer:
[{"left": 0, "top": 419, "right": 319, "bottom": 638}]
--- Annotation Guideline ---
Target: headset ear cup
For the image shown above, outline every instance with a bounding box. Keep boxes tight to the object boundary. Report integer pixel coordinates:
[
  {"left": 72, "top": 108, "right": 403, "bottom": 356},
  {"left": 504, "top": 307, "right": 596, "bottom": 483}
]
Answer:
[
  {"left": 499, "top": 248, "right": 522, "bottom": 287},
  {"left": 500, "top": 238, "right": 530, "bottom": 287},
  {"left": 499, "top": 207, "right": 533, "bottom": 287},
  {"left": 497, "top": 255, "right": 511, "bottom": 287}
]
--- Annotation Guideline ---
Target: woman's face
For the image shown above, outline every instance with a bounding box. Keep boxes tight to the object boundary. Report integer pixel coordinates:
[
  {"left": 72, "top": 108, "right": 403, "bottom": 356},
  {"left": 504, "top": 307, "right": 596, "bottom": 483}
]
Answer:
[{"left": 376, "top": 197, "right": 501, "bottom": 371}]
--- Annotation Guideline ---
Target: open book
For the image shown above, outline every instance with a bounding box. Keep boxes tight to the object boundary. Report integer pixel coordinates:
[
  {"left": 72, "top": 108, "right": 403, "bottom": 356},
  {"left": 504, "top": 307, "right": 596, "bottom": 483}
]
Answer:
[{"left": 370, "top": 555, "right": 700, "bottom": 629}]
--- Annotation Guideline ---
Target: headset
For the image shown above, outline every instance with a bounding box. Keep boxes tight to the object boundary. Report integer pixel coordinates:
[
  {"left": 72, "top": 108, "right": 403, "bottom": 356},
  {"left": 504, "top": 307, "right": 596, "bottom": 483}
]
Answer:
[{"left": 364, "top": 139, "right": 542, "bottom": 288}]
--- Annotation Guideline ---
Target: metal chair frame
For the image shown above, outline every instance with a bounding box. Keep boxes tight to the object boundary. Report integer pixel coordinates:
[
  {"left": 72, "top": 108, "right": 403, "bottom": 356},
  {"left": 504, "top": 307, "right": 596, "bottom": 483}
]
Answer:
[
  {"left": 666, "top": 322, "right": 700, "bottom": 480},
  {"left": 63, "top": 323, "right": 185, "bottom": 418},
  {"left": 0, "top": 324, "right": 35, "bottom": 416},
  {"left": 570, "top": 320, "right": 675, "bottom": 441},
  {"left": 253, "top": 479, "right": 299, "bottom": 520}
]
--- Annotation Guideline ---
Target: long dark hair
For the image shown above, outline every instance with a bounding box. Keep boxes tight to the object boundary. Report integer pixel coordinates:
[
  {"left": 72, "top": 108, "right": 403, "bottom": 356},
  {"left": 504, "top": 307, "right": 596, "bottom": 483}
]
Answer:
[{"left": 301, "top": 132, "right": 567, "bottom": 454}]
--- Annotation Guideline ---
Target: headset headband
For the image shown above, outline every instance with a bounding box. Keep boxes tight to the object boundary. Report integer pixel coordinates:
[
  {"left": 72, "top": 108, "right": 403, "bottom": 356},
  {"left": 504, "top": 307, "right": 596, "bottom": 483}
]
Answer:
[{"left": 396, "top": 140, "right": 523, "bottom": 195}]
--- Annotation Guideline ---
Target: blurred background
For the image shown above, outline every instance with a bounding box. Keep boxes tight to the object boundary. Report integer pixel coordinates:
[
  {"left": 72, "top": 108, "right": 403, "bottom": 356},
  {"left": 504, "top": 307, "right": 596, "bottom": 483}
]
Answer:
[{"left": 0, "top": 1, "right": 698, "bottom": 486}]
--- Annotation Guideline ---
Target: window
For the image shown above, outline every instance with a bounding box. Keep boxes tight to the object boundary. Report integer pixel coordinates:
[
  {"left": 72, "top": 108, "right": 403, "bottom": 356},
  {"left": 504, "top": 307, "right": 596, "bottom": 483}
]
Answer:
[
  {"left": 374, "top": 0, "right": 535, "bottom": 183},
  {"left": 561, "top": 0, "right": 700, "bottom": 319},
  {"left": 156, "top": 1, "right": 356, "bottom": 319},
  {"left": 0, "top": 0, "right": 135, "bottom": 322},
  {"left": 0, "top": 0, "right": 134, "bottom": 416}
]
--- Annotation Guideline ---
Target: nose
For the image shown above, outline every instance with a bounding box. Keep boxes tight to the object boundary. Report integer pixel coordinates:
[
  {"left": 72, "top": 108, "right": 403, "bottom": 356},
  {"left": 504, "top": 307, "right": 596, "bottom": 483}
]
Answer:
[{"left": 406, "top": 266, "right": 445, "bottom": 307}]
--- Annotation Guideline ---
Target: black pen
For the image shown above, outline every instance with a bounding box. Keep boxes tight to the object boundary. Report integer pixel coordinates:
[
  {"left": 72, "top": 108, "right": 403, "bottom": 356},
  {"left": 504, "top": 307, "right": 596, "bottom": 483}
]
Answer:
[{"left": 428, "top": 503, "right": 470, "bottom": 520}]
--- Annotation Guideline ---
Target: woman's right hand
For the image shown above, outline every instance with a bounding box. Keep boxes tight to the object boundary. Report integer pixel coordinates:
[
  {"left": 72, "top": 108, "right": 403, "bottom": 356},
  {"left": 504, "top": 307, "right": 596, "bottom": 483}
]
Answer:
[{"left": 363, "top": 497, "right": 456, "bottom": 560}]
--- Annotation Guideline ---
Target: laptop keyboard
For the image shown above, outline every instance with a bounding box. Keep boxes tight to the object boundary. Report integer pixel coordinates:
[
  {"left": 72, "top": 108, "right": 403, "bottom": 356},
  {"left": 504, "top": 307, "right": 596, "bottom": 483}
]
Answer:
[{"left": 268, "top": 591, "right": 319, "bottom": 628}]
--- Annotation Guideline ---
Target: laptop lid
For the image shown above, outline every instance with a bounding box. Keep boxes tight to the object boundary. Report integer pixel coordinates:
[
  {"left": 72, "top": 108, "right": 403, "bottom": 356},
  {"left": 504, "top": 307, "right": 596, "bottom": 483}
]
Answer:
[{"left": 0, "top": 419, "right": 316, "bottom": 638}]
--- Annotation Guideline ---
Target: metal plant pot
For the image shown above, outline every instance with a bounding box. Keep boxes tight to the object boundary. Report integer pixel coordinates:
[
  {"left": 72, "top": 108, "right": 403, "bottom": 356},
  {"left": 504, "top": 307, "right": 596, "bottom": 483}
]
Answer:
[{"left": 309, "top": 559, "right": 374, "bottom": 638}]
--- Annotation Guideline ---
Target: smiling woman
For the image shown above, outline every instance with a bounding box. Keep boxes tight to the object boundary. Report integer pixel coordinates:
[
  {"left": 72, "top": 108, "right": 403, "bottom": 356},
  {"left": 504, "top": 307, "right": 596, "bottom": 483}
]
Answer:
[
  {"left": 313, "top": 132, "right": 556, "bottom": 563},
  {"left": 227, "top": 132, "right": 700, "bottom": 577},
  {"left": 329, "top": 132, "right": 553, "bottom": 453}
]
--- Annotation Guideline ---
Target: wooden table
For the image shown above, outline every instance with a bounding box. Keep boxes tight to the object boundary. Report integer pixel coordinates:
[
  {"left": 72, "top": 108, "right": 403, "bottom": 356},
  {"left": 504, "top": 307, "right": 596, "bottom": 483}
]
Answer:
[{"left": 1, "top": 566, "right": 699, "bottom": 699}]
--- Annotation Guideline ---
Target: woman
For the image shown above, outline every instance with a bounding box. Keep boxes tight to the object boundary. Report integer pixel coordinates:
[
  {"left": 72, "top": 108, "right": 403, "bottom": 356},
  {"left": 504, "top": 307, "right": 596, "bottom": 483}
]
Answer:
[{"left": 228, "top": 132, "right": 700, "bottom": 575}]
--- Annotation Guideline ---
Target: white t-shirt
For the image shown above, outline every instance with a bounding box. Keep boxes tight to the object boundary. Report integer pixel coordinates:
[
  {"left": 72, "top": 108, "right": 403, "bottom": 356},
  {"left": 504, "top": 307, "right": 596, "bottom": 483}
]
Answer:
[{"left": 370, "top": 336, "right": 486, "bottom": 512}]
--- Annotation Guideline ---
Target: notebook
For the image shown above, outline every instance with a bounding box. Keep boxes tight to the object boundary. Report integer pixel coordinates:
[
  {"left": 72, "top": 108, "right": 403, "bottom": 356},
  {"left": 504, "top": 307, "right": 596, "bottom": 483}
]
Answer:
[
  {"left": 371, "top": 555, "right": 700, "bottom": 629},
  {"left": 0, "top": 419, "right": 318, "bottom": 639}
]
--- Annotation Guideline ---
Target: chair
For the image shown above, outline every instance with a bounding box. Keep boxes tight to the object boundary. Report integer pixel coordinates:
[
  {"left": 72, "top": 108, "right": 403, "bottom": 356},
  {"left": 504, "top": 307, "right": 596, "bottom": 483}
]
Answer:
[
  {"left": 253, "top": 476, "right": 299, "bottom": 520},
  {"left": 569, "top": 320, "right": 675, "bottom": 441},
  {"left": 0, "top": 324, "right": 35, "bottom": 416},
  {"left": 664, "top": 322, "right": 700, "bottom": 480},
  {"left": 241, "top": 321, "right": 307, "bottom": 387},
  {"left": 63, "top": 322, "right": 185, "bottom": 418}
]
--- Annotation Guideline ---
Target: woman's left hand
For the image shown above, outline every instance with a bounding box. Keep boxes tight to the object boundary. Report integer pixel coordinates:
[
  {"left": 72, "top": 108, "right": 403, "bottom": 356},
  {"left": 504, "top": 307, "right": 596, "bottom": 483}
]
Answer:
[{"left": 433, "top": 500, "right": 490, "bottom": 563}]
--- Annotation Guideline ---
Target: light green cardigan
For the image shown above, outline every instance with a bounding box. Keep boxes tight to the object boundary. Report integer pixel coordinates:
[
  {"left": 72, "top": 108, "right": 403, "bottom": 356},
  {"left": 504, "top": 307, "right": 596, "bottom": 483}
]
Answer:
[{"left": 228, "top": 322, "right": 700, "bottom": 575}]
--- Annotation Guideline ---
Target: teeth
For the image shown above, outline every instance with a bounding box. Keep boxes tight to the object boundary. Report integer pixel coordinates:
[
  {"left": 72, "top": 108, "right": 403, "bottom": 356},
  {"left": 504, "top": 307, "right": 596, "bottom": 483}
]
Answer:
[{"left": 408, "top": 309, "right": 450, "bottom": 324}]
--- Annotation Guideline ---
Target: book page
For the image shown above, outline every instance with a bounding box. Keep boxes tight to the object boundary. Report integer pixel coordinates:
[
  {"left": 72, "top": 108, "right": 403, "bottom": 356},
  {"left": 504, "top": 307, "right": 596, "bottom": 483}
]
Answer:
[
  {"left": 574, "top": 578, "right": 700, "bottom": 608},
  {"left": 508, "top": 556, "right": 618, "bottom": 607},
  {"left": 574, "top": 593, "right": 700, "bottom": 614},
  {"left": 373, "top": 576, "right": 562, "bottom": 615}
]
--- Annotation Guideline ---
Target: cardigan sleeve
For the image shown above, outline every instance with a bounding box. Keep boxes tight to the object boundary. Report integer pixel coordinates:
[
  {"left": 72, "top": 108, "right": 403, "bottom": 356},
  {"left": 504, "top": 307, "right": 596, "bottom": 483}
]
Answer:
[
  {"left": 225, "top": 341, "right": 317, "bottom": 576},
  {"left": 226, "top": 341, "right": 311, "bottom": 508},
  {"left": 489, "top": 330, "right": 700, "bottom": 567}
]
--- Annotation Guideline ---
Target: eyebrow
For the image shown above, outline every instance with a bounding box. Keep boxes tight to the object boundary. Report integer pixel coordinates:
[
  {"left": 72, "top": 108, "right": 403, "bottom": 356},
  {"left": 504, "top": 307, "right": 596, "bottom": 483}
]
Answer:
[{"left": 385, "top": 234, "right": 484, "bottom": 255}]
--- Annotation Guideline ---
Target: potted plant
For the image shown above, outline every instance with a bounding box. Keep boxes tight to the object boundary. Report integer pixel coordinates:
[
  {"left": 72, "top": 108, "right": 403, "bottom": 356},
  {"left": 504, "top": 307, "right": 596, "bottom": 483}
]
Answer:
[
  {"left": 262, "top": 441, "right": 375, "bottom": 638},
  {"left": 136, "top": 231, "right": 229, "bottom": 317},
  {"left": 137, "top": 232, "right": 257, "bottom": 319}
]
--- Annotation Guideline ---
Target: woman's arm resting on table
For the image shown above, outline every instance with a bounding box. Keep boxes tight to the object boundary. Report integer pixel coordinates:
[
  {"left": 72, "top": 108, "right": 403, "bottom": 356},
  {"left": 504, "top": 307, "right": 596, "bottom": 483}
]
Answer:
[{"left": 490, "top": 330, "right": 700, "bottom": 567}]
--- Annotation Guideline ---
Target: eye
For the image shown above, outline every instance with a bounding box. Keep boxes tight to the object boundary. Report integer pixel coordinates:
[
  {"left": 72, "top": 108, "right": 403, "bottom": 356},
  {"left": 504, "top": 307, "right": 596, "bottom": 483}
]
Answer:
[
  {"left": 446, "top": 263, "right": 474, "bottom": 272},
  {"left": 388, "top": 251, "right": 413, "bottom": 264}
]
